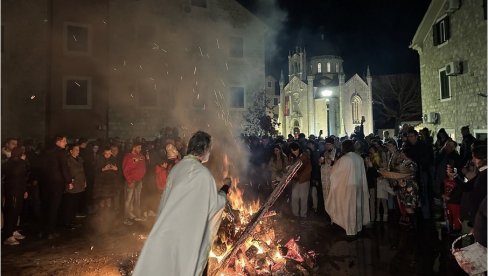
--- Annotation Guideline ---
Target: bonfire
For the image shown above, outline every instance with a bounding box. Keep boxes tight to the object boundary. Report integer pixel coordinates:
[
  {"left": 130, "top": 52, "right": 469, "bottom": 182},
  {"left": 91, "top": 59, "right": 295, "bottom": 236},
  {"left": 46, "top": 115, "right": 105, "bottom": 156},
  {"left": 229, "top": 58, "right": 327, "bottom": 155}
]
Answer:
[{"left": 208, "top": 160, "right": 317, "bottom": 275}]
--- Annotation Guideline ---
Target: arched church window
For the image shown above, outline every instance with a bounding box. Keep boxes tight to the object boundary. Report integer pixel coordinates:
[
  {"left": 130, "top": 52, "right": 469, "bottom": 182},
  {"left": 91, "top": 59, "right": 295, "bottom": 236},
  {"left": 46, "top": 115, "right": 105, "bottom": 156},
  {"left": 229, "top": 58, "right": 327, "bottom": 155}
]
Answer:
[
  {"left": 294, "top": 63, "right": 299, "bottom": 75},
  {"left": 327, "top": 62, "right": 331, "bottom": 72},
  {"left": 318, "top": 62, "right": 322, "bottom": 73},
  {"left": 351, "top": 95, "right": 362, "bottom": 124}
]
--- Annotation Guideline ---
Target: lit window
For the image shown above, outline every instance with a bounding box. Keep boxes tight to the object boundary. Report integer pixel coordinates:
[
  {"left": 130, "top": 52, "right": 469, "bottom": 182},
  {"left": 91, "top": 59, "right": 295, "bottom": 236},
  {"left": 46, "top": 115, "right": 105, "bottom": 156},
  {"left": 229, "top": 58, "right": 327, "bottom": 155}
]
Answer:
[
  {"left": 327, "top": 62, "right": 331, "bottom": 72},
  {"left": 230, "top": 87, "right": 245, "bottom": 108},
  {"left": 318, "top": 63, "right": 322, "bottom": 73},
  {"left": 439, "top": 69, "right": 451, "bottom": 100},
  {"left": 63, "top": 77, "right": 91, "bottom": 109},
  {"left": 351, "top": 95, "right": 362, "bottom": 124}
]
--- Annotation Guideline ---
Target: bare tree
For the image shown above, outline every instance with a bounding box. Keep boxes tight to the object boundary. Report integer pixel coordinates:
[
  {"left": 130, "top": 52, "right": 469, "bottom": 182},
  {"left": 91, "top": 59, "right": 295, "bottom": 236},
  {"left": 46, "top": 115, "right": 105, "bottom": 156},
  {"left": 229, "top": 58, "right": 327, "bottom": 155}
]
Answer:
[{"left": 372, "top": 73, "right": 422, "bottom": 128}]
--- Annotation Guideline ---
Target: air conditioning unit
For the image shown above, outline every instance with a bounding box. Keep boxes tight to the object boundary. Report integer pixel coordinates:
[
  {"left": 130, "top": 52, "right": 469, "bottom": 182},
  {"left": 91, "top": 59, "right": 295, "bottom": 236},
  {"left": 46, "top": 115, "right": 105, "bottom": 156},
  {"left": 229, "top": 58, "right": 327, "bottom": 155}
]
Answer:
[
  {"left": 447, "top": 0, "right": 460, "bottom": 12},
  {"left": 446, "top": 61, "right": 462, "bottom": 76},
  {"left": 423, "top": 112, "right": 439, "bottom": 124}
]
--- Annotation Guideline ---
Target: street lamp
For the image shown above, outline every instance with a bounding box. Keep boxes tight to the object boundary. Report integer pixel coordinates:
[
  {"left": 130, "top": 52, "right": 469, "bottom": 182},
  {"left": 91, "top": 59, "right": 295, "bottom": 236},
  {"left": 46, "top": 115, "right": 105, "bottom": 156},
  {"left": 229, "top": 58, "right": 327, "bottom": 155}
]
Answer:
[{"left": 321, "top": 89, "right": 332, "bottom": 97}]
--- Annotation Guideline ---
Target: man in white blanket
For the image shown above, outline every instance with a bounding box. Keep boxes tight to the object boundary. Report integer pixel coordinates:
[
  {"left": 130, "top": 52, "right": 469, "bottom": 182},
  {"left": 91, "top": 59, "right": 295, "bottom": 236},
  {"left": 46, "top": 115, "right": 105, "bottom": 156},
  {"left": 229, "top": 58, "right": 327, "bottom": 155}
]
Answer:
[
  {"left": 325, "top": 139, "right": 370, "bottom": 236},
  {"left": 133, "top": 131, "right": 228, "bottom": 275}
]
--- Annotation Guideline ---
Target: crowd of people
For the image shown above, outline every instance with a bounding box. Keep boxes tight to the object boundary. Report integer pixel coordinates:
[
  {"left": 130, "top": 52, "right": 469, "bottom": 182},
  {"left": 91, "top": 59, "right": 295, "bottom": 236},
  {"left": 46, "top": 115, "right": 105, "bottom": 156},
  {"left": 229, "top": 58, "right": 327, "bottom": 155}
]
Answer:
[
  {"left": 1, "top": 127, "right": 186, "bottom": 245},
  {"left": 1, "top": 123, "right": 486, "bottom": 255},
  {"left": 245, "top": 123, "right": 486, "bottom": 244}
]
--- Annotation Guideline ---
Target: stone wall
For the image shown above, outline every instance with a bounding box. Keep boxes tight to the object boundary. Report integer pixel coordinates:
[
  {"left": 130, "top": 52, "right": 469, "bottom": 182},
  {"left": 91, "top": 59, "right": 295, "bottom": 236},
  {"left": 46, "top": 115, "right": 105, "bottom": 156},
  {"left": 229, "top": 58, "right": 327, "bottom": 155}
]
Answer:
[
  {"left": 107, "top": 0, "right": 266, "bottom": 139},
  {"left": 419, "top": 0, "right": 487, "bottom": 140},
  {"left": 1, "top": 0, "right": 50, "bottom": 141}
]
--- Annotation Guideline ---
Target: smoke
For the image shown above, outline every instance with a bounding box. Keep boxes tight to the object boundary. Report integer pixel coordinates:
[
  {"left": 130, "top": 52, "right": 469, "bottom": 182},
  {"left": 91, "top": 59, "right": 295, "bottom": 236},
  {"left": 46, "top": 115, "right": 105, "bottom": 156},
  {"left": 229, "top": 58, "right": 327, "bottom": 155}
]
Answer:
[
  {"left": 251, "top": 0, "right": 288, "bottom": 64},
  {"left": 106, "top": 0, "right": 288, "bottom": 183}
]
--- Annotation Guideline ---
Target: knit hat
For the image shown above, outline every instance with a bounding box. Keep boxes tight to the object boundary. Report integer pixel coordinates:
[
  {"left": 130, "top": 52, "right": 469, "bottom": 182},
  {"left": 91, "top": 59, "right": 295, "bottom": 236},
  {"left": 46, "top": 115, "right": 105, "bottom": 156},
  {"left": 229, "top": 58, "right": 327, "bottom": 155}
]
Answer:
[{"left": 165, "top": 143, "right": 179, "bottom": 160}]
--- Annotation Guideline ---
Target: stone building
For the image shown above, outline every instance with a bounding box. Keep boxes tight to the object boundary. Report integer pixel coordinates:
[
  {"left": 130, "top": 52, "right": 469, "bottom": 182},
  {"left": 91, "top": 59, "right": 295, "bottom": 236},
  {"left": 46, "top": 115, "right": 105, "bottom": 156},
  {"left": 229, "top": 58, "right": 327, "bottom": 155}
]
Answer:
[
  {"left": 2, "top": 0, "right": 265, "bottom": 141},
  {"left": 278, "top": 47, "right": 373, "bottom": 138},
  {"left": 265, "top": 75, "right": 280, "bottom": 120},
  {"left": 108, "top": 0, "right": 266, "bottom": 138},
  {"left": 410, "top": 0, "right": 487, "bottom": 141}
]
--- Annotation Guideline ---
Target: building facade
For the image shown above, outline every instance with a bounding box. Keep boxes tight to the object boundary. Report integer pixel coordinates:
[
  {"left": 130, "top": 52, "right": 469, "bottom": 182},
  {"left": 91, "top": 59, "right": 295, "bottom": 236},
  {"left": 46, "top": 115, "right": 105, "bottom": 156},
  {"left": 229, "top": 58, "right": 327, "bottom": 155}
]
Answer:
[
  {"left": 265, "top": 75, "right": 280, "bottom": 120},
  {"left": 278, "top": 47, "right": 373, "bottom": 137},
  {"left": 2, "top": 0, "right": 266, "bottom": 141},
  {"left": 410, "top": 0, "right": 487, "bottom": 141}
]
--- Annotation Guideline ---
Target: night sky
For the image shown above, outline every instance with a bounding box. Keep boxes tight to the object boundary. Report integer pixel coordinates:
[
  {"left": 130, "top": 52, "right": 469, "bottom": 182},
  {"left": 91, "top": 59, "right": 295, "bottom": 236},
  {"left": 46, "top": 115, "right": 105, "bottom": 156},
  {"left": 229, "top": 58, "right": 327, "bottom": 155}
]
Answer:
[{"left": 238, "top": 0, "right": 431, "bottom": 80}]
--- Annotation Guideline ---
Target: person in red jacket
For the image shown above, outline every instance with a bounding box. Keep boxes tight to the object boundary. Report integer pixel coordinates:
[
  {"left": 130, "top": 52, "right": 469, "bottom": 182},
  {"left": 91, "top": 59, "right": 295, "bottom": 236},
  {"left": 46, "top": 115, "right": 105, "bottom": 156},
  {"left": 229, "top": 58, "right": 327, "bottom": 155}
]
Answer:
[
  {"left": 155, "top": 160, "right": 169, "bottom": 193},
  {"left": 443, "top": 164, "right": 463, "bottom": 233},
  {"left": 122, "top": 142, "right": 146, "bottom": 225}
]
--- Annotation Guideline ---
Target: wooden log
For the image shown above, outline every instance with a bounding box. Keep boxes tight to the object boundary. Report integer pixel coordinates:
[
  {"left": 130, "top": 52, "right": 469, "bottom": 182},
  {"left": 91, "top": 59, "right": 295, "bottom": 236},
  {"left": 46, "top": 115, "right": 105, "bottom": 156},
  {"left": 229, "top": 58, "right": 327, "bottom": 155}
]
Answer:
[{"left": 212, "top": 160, "right": 303, "bottom": 275}]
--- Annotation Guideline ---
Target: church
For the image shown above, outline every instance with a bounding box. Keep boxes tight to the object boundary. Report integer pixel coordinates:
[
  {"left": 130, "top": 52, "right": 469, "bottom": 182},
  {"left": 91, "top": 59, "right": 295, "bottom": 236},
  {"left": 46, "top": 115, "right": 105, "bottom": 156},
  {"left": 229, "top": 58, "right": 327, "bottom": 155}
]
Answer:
[{"left": 278, "top": 45, "right": 374, "bottom": 138}]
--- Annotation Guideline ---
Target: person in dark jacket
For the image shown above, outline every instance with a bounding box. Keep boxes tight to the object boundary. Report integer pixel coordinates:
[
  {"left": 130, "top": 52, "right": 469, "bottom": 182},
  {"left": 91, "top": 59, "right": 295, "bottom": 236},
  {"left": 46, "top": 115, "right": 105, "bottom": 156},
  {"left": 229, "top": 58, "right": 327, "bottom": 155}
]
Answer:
[
  {"left": 3, "top": 147, "right": 29, "bottom": 245},
  {"left": 435, "top": 139, "right": 462, "bottom": 199},
  {"left": 459, "top": 126, "right": 477, "bottom": 166},
  {"left": 306, "top": 140, "right": 323, "bottom": 214},
  {"left": 459, "top": 144, "right": 487, "bottom": 226},
  {"left": 473, "top": 196, "right": 486, "bottom": 247},
  {"left": 91, "top": 147, "right": 119, "bottom": 231},
  {"left": 63, "top": 144, "right": 86, "bottom": 228},
  {"left": 93, "top": 147, "right": 119, "bottom": 210},
  {"left": 406, "top": 129, "right": 434, "bottom": 219},
  {"left": 41, "top": 135, "right": 72, "bottom": 239}
]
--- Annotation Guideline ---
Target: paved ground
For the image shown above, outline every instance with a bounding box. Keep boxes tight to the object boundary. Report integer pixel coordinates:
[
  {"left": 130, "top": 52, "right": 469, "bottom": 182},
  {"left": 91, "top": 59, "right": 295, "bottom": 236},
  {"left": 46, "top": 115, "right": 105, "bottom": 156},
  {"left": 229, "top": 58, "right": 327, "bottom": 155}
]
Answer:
[{"left": 1, "top": 206, "right": 468, "bottom": 276}]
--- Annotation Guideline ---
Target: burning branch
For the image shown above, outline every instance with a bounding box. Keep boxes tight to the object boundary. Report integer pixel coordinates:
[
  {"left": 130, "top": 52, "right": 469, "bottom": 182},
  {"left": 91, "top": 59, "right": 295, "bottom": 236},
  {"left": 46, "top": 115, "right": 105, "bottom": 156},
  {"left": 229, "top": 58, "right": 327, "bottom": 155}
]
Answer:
[{"left": 212, "top": 160, "right": 303, "bottom": 275}]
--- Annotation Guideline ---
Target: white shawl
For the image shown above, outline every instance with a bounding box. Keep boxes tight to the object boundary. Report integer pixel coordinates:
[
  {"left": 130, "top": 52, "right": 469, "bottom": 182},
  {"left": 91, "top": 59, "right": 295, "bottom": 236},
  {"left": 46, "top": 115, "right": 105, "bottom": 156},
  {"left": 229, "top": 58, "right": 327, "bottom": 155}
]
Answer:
[
  {"left": 133, "top": 157, "right": 226, "bottom": 276},
  {"left": 325, "top": 152, "right": 370, "bottom": 235}
]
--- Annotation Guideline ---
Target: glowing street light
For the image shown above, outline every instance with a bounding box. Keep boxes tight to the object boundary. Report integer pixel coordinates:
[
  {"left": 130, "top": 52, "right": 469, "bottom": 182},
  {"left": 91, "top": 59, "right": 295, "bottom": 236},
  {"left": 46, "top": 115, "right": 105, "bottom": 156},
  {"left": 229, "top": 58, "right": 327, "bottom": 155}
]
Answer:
[{"left": 321, "top": 89, "right": 332, "bottom": 97}]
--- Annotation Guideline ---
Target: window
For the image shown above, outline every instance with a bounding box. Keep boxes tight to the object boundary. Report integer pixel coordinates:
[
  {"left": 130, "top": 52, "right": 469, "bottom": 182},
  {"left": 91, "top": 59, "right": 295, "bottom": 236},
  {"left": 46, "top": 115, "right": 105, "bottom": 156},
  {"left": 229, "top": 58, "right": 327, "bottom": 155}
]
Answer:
[
  {"left": 230, "top": 87, "right": 244, "bottom": 108},
  {"left": 63, "top": 77, "right": 91, "bottom": 109},
  {"left": 327, "top": 62, "right": 331, "bottom": 72},
  {"left": 439, "top": 69, "right": 451, "bottom": 100},
  {"left": 318, "top": 63, "right": 322, "bottom": 73},
  {"left": 267, "top": 81, "right": 272, "bottom": 88},
  {"left": 474, "top": 129, "right": 487, "bottom": 141},
  {"left": 65, "top": 23, "right": 89, "bottom": 53},
  {"left": 351, "top": 95, "right": 362, "bottom": 124},
  {"left": 433, "top": 16, "right": 450, "bottom": 46},
  {"left": 138, "top": 79, "right": 157, "bottom": 107},
  {"left": 335, "top": 63, "right": 339, "bottom": 72},
  {"left": 273, "top": 98, "right": 279, "bottom": 106},
  {"left": 191, "top": 0, "right": 207, "bottom": 8},
  {"left": 1, "top": 25, "right": 4, "bottom": 53},
  {"left": 284, "top": 96, "right": 290, "bottom": 116},
  {"left": 484, "top": 0, "right": 487, "bottom": 20},
  {"left": 229, "top": 37, "right": 243, "bottom": 58}
]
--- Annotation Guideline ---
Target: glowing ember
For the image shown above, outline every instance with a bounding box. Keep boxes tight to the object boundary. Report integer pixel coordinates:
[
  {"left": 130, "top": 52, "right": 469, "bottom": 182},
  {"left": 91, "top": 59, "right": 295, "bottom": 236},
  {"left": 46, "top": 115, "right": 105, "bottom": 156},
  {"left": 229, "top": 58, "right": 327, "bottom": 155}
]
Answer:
[
  {"left": 136, "top": 234, "right": 147, "bottom": 241},
  {"left": 209, "top": 176, "right": 316, "bottom": 275}
]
